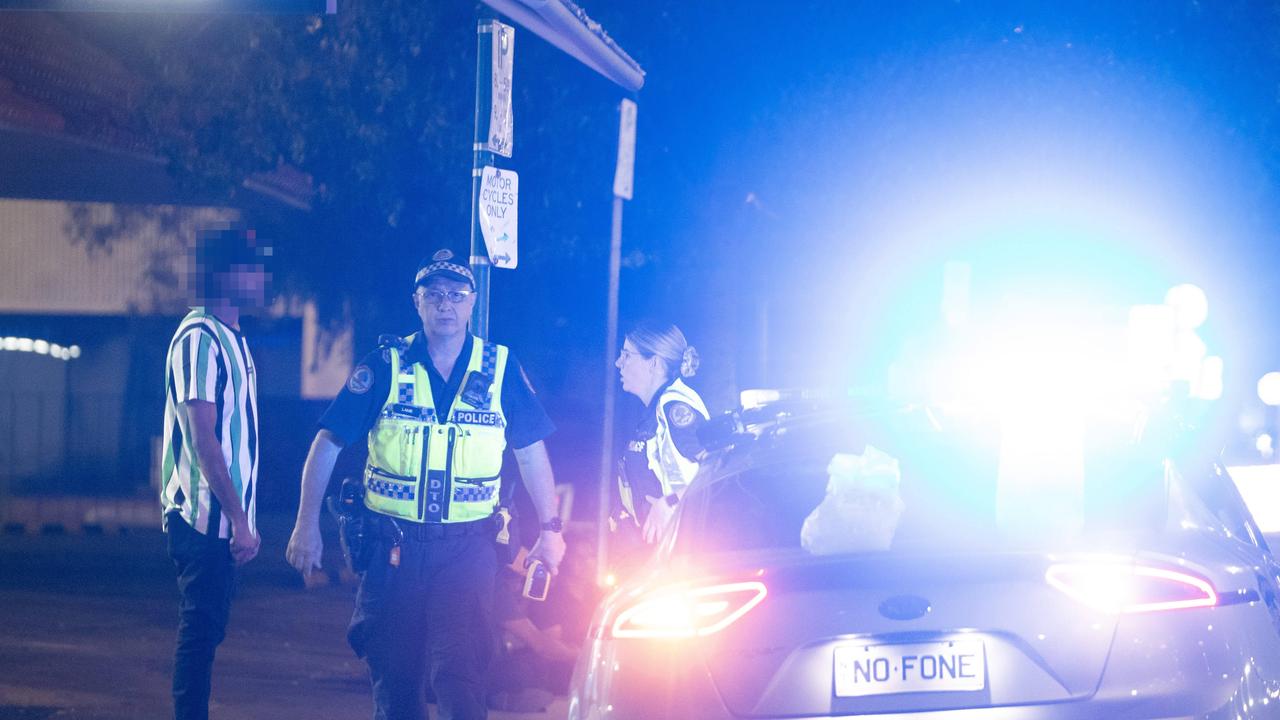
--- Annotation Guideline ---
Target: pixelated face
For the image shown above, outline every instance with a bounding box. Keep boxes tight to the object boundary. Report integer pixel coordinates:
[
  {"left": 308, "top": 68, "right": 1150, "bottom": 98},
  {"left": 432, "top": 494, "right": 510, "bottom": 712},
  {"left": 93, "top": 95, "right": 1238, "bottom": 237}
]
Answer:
[
  {"left": 216, "top": 262, "right": 269, "bottom": 310},
  {"left": 413, "top": 277, "right": 475, "bottom": 339},
  {"left": 615, "top": 339, "right": 657, "bottom": 399}
]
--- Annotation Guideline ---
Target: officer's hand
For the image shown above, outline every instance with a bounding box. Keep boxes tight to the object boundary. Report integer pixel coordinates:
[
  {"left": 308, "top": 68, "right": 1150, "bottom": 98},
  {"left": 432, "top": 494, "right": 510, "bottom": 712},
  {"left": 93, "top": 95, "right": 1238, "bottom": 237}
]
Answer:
[
  {"left": 230, "top": 522, "right": 261, "bottom": 567},
  {"left": 528, "top": 531, "right": 566, "bottom": 576},
  {"left": 286, "top": 522, "right": 324, "bottom": 578},
  {"left": 642, "top": 496, "right": 676, "bottom": 544}
]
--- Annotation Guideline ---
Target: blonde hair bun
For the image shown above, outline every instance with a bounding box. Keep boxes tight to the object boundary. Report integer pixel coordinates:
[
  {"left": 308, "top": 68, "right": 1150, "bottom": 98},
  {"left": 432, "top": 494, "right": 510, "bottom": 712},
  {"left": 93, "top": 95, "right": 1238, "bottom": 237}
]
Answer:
[{"left": 680, "top": 346, "right": 700, "bottom": 378}]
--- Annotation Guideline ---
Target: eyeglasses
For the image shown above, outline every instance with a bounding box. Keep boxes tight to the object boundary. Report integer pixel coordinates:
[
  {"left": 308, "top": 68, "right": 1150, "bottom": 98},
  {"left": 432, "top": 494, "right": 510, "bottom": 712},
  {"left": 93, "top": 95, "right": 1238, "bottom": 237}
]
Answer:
[
  {"left": 617, "top": 348, "right": 644, "bottom": 362},
  {"left": 416, "top": 289, "right": 475, "bottom": 305}
]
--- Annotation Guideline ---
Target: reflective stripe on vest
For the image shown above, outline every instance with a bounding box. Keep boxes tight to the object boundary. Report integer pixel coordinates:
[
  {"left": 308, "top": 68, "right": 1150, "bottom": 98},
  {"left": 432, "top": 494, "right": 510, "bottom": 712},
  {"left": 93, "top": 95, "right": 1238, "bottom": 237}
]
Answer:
[
  {"left": 363, "top": 334, "right": 508, "bottom": 523},
  {"left": 645, "top": 378, "right": 710, "bottom": 497}
]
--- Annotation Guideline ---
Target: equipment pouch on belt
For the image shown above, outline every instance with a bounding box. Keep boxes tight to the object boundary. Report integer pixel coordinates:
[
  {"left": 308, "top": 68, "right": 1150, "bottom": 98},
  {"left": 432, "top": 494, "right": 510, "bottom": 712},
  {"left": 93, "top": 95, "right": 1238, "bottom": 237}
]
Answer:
[
  {"left": 493, "top": 505, "right": 520, "bottom": 564},
  {"left": 328, "top": 476, "right": 376, "bottom": 573}
]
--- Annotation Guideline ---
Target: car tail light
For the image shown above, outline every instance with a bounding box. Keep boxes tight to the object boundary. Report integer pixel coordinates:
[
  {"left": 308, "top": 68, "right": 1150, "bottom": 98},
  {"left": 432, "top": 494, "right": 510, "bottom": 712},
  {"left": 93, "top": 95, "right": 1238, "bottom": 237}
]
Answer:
[
  {"left": 1045, "top": 562, "right": 1218, "bottom": 613},
  {"left": 611, "top": 581, "right": 768, "bottom": 639}
]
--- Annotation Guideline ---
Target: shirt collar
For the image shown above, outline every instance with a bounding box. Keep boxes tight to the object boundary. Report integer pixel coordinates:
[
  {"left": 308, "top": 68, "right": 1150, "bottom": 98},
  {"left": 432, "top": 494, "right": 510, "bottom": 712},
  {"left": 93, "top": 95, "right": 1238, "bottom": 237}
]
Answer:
[
  {"left": 192, "top": 307, "right": 242, "bottom": 337},
  {"left": 647, "top": 376, "right": 677, "bottom": 412},
  {"left": 405, "top": 332, "right": 474, "bottom": 374}
]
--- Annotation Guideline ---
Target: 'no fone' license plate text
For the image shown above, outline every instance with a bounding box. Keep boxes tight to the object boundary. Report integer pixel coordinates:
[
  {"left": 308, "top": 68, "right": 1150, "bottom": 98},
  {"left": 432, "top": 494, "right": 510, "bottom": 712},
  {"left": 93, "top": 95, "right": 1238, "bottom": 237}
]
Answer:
[{"left": 833, "top": 640, "right": 986, "bottom": 697}]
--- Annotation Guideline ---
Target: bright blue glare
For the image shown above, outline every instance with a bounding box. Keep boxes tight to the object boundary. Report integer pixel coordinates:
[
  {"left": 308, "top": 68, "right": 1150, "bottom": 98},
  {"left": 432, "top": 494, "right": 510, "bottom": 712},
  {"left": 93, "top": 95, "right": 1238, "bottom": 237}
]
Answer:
[
  {"left": 825, "top": 224, "right": 1183, "bottom": 395},
  {"left": 709, "top": 30, "right": 1262, "bottom": 396}
]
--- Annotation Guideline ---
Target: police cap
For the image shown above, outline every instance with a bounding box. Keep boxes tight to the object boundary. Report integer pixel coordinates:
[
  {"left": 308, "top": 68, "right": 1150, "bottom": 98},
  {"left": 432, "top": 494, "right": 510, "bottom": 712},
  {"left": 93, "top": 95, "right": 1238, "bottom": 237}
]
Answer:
[{"left": 414, "top": 249, "right": 475, "bottom": 289}]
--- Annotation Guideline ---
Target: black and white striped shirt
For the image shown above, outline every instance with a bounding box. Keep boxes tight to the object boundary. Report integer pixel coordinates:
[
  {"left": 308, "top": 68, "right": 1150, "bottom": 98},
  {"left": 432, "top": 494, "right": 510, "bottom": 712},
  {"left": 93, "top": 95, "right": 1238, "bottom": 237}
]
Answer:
[{"left": 161, "top": 309, "right": 258, "bottom": 538}]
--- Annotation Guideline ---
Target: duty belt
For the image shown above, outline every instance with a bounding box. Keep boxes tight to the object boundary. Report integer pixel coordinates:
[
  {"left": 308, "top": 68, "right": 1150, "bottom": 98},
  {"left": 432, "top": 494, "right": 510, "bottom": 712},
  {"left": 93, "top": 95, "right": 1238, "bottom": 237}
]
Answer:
[{"left": 392, "top": 514, "right": 498, "bottom": 541}]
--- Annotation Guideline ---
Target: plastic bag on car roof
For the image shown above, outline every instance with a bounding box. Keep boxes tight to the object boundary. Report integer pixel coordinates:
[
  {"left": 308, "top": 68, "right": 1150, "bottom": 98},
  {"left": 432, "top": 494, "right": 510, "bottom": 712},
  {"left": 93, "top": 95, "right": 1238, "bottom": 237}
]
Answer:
[{"left": 800, "top": 445, "right": 905, "bottom": 555}]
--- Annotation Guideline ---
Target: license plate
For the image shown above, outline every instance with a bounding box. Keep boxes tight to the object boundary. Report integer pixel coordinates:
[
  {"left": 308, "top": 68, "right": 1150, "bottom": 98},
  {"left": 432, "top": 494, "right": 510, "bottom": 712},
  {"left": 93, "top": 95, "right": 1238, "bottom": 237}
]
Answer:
[{"left": 833, "top": 639, "right": 986, "bottom": 697}]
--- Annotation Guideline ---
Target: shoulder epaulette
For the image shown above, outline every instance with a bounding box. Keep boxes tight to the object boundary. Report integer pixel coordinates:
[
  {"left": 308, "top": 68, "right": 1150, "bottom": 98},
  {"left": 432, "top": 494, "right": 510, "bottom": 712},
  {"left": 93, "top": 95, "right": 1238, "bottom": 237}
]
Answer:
[{"left": 377, "top": 334, "right": 409, "bottom": 353}]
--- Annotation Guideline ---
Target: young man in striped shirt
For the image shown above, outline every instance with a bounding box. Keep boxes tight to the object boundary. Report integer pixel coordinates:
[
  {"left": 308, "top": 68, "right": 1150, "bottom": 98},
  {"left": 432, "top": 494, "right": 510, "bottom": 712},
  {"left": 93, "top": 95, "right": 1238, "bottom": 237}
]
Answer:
[{"left": 161, "top": 227, "right": 268, "bottom": 720}]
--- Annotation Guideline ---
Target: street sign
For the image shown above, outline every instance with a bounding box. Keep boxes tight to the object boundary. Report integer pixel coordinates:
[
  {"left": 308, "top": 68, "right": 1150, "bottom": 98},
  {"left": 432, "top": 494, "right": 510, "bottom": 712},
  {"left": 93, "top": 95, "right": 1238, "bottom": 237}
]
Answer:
[
  {"left": 613, "top": 98, "right": 637, "bottom": 200},
  {"left": 478, "top": 165, "right": 518, "bottom": 269},
  {"left": 481, "top": 19, "right": 515, "bottom": 158}
]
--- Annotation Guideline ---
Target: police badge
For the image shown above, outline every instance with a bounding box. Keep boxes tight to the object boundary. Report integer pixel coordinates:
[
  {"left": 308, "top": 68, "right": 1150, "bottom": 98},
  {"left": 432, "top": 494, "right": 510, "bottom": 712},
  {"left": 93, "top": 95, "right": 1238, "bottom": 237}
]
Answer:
[
  {"left": 347, "top": 365, "right": 374, "bottom": 395},
  {"left": 668, "top": 401, "right": 697, "bottom": 428}
]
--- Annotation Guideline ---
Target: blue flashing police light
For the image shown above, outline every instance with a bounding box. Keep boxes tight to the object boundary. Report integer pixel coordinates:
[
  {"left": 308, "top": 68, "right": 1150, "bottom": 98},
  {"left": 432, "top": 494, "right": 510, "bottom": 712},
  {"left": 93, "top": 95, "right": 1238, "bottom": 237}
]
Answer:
[
  {"left": 1258, "top": 372, "right": 1280, "bottom": 407},
  {"left": 1164, "top": 283, "right": 1208, "bottom": 330},
  {"left": 906, "top": 284, "right": 1222, "bottom": 421}
]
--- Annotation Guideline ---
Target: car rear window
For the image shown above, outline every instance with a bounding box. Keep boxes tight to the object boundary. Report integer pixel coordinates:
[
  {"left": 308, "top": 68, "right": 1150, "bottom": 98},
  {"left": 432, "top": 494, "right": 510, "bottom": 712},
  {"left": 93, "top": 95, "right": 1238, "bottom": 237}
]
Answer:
[{"left": 675, "top": 410, "right": 1179, "bottom": 557}]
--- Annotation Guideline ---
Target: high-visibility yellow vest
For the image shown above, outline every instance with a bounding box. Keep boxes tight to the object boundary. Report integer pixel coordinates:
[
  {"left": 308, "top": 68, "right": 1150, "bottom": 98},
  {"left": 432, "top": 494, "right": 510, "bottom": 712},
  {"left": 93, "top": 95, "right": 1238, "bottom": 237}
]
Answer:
[{"left": 363, "top": 334, "right": 509, "bottom": 524}]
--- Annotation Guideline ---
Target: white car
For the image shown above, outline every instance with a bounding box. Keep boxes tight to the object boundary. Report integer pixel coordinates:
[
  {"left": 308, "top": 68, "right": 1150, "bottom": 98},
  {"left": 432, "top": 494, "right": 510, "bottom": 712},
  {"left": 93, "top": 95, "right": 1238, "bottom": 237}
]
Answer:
[{"left": 570, "top": 403, "right": 1280, "bottom": 719}]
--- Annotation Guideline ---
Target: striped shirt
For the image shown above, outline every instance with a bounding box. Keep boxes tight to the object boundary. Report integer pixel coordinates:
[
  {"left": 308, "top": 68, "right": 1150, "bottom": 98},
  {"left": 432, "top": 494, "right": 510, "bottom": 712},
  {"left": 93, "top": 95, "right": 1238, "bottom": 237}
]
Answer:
[{"left": 161, "top": 309, "right": 259, "bottom": 538}]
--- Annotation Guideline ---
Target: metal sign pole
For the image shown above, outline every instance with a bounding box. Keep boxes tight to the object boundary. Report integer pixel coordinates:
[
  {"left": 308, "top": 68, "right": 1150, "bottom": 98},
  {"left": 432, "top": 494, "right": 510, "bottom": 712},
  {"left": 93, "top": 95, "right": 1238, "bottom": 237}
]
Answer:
[
  {"left": 597, "top": 99, "right": 637, "bottom": 586},
  {"left": 469, "top": 16, "right": 495, "bottom": 340},
  {"left": 470, "top": 16, "right": 514, "bottom": 339},
  {"left": 596, "top": 194, "right": 623, "bottom": 585}
]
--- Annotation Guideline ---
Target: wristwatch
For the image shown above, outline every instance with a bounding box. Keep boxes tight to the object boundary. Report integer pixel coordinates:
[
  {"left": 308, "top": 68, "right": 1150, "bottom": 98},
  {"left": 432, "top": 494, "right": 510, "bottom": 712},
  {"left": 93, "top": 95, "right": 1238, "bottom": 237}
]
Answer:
[{"left": 540, "top": 516, "right": 563, "bottom": 533}]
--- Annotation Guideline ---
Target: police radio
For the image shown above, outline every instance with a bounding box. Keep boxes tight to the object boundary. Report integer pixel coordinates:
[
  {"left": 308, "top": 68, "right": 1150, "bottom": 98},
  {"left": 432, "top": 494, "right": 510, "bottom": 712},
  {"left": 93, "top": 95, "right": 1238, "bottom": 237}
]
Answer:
[
  {"left": 523, "top": 560, "right": 550, "bottom": 601},
  {"left": 460, "top": 370, "right": 493, "bottom": 408}
]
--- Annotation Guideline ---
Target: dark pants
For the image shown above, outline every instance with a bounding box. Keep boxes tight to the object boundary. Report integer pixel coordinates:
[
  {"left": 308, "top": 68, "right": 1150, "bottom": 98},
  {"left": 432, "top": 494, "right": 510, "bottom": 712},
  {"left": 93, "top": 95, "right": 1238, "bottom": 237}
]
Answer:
[
  {"left": 166, "top": 512, "right": 237, "bottom": 720},
  {"left": 348, "top": 522, "right": 498, "bottom": 720}
]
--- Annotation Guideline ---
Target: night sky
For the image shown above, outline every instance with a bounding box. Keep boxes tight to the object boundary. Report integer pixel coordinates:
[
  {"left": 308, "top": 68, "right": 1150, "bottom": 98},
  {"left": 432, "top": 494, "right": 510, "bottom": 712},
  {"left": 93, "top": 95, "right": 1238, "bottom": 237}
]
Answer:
[{"left": 580, "top": 0, "right": 1280, "bottom": 419}]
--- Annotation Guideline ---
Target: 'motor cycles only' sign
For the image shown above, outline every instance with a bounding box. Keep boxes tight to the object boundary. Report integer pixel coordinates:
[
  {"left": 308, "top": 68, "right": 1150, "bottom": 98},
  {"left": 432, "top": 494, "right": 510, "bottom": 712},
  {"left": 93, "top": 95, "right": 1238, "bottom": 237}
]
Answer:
[{"left": 478, "top": 166, "right": 518, "bottom": 269}]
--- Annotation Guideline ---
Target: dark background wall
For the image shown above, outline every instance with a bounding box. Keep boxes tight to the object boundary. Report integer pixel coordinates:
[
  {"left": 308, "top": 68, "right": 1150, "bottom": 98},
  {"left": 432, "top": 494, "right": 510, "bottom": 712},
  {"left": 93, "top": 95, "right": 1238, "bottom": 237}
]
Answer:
[{"left": 0, "top": 314, "right": 322, "bottom": 507}]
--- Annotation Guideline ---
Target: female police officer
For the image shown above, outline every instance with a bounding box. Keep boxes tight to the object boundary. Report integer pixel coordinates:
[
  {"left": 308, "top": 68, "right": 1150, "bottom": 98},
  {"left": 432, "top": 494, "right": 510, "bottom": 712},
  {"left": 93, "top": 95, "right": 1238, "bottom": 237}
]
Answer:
[{"left": 614, "top": 320, "right": 711, "bottom": 544}]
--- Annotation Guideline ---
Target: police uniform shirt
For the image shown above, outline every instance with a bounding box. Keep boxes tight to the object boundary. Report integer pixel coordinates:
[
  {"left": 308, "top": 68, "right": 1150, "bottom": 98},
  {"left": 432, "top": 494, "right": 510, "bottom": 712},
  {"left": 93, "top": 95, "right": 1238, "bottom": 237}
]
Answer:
[
  {"left": 319, "top": 333, "right": 554, "bottom": 449},
  {"left": 621, "top": 377, "right": 705, "bottom": 506}
]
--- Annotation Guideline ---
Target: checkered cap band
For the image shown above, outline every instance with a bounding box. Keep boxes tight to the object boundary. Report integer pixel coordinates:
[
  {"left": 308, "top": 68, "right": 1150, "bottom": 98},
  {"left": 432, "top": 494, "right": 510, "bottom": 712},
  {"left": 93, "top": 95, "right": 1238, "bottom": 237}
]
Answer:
[{"left": 415, "top": 260, "right": 475, "bottom": 287}]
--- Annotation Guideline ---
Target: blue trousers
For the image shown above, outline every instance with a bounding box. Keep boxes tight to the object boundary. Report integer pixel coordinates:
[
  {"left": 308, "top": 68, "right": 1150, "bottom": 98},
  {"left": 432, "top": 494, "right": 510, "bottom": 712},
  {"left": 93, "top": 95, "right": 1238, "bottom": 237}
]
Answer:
[
  {"left": 348, "top": 525, "right": 497, "bottom": 720},
  {"left": 167, "top": 512, "right": 236, "bottom": 720}
]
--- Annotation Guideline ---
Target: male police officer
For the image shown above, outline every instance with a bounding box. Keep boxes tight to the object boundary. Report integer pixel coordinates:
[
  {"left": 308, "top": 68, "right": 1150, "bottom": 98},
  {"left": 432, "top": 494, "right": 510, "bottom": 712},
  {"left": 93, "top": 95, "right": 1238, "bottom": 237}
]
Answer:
[{"left": 286, "top": 249, "right": 565, "bottom": 720}]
